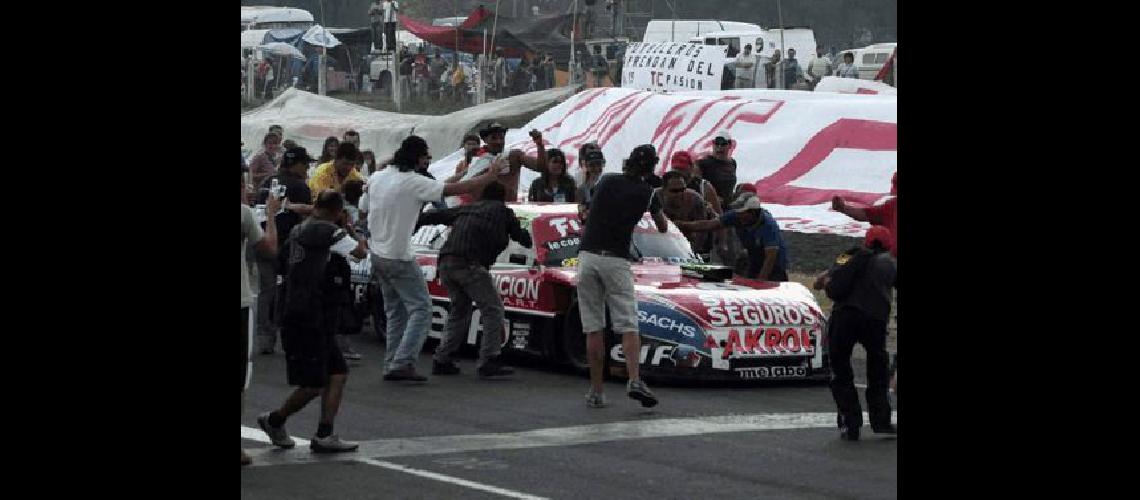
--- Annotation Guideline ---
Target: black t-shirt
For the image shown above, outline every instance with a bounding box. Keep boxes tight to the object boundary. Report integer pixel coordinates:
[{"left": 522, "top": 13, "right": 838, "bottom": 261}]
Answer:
[
  {"left": 697, "top": 156, "right": 737, "bottom": 208},
  {"left": 263, "top": 173, "right": 312, "bottom": 273},
  {"left": 580, "top": 173, "right": 663, "bottom": 260}
]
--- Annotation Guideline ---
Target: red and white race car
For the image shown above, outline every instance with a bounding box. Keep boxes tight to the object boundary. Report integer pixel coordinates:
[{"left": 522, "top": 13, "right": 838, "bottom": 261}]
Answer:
[{"left": 407, "top": 203, "right": 830, "bottom": 382}]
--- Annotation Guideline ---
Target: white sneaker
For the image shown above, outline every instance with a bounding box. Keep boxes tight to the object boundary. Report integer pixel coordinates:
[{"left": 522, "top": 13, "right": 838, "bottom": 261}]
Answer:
[
  {"left": 310, "top": 434, "right": 359, "bottom": 453},
  {"left": 256, "top": 412, "right": 296, "bottom": 449},
  {"left": 585, "top": 389, "right": 608, "bottom": 408}
]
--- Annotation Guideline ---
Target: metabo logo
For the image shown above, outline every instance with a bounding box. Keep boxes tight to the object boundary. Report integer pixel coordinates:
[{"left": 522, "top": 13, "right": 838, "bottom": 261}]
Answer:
[{"left": 637, "top": 302, "right": 701, "bottom": 340}]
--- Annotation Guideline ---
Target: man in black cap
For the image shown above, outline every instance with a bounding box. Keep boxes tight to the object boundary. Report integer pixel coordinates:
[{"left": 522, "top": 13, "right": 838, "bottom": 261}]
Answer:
[
  {"left": 255, "top": 147, "right": 318, "bottom": 354},
  {"left": 461, "top": 122, "right": 548, "bottom": 203},
  {"left": 577, "top": 144, "right": 668, "bottom": 409},
  {"left": 697, "top": 130, "right": 739, "bottom": 210},
  {"left": 258, "top": 191, "right": 369, "bottom": 454}
]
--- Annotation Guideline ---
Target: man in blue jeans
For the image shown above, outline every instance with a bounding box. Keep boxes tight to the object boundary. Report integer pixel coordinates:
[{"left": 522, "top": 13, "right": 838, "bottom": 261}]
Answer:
[{"left": 365, "top": 135, "right": 502, "bottom": 381}]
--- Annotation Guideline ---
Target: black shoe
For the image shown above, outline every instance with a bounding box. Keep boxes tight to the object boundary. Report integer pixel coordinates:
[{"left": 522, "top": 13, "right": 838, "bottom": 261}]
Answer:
[
  {"left": 871, "top": 423, "right": 897, "bottom": 435},
  {"left": 383, "top": 367, "right": 428, "bottom": 382},
  {"left": 477, "top": 361, "right": 515, "bottom": 378},
  {"left": 840, "top": 425, "right": 860, "bottom": 441},
  {"left": 432, "top": 361, "right": 461, "bottom": 375}
]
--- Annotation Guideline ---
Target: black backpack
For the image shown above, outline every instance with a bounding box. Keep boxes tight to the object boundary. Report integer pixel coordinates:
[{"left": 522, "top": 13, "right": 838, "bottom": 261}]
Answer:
[
  {"left": 825, "top": 246, "right": 874, "bottom": 302},
  {"left": 279, "top": 220, "right": 350, "bottom": 332}
]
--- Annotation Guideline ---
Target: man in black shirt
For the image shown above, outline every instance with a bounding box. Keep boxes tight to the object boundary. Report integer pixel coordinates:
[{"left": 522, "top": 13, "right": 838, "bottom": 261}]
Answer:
[
  {"left": 577, "top": 144, "right": 667, "bottom": 409},
  {"left": 255, "top": 147, "right": 317, "bottom": 354},
  {"left": 696, "top": 131, "right": 738, "bottom": 210},
  {"left": 417, "top": 183, "right": 532, "bottom": 378},
  {"left": 813, "top": 226, "right": 897, "bottom": 441},
  {"left": 258, "top": 191, "right": 369, "bottom": 454}
]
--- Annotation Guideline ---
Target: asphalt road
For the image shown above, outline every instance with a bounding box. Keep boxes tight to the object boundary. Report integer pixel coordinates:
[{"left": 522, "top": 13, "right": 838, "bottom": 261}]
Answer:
[{"left": 242, "top": 332, "right": 896, "bottom": 499}]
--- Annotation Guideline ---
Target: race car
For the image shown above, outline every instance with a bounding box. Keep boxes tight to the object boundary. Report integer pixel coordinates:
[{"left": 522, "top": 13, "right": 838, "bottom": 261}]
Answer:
[{"left": 406, "top": 202, "right": 830, "bottom": 382}]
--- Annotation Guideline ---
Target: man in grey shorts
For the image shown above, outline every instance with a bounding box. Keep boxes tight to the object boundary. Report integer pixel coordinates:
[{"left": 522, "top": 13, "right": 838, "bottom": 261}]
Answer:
[{"left": 576, "top": 145, "right": 668, "bottom": 408}]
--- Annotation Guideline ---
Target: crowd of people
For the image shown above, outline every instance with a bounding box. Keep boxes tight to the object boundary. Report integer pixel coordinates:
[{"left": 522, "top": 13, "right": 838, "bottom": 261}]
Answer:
[
  {"left": 729, "top": 46, "right": 862, "bottom": 91},
  {"left": 241, "top": 121, "right": 898, "bottom": 464}
]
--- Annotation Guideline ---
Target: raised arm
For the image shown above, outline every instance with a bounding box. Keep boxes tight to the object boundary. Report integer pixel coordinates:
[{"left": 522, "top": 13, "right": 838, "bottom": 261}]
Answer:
[
  {"left": 831, "top": 196, "right": 869, "bottom": 222},
  {"left": 442, "top": 158, "right": 501, "bottom": 196}
]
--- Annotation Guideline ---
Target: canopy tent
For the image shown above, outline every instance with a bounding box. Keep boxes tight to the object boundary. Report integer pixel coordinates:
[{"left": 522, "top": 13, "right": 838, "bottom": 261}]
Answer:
[
  {"left": 240, "top": 85, "right": 578, "bottom": 169},
  {"left": 398, "top": 6, "right": 586, "bottom": 63}
]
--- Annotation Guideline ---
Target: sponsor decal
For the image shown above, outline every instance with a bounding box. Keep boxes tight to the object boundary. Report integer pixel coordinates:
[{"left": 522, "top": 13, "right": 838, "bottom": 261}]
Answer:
[
  {"left": 703, "top": 327, "right": 818, "bottom": 358},
  {"left": 735, "top": 365, "right": 808, "bottom": 379},
  {"left": 495, "top": 275, "right": 540, "bottom": 309},
  {"left": 611, "top": 344, "right": 699, "bottom": 368},
  {"left": 430, "top": 305, "right": 511, "bottom": 347},
  {"left": 696, "top": 294, "right": 819, "bottom": 327},
  {"left": 637, "top": 302, "right": 701, "bottom": 339},
  {"left": 547, "top": 217, "right": 583, "bottom": 239},
  {"left": 546, "top": 236, "right": 581, "bottom": 252},
  {"left": 510, "top": 321, "right": 531, "bottom": 350}
]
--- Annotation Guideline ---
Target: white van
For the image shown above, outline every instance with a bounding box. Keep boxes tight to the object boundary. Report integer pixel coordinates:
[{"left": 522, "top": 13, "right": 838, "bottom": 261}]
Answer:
[
  {"left": 642, "top": 19, "right": 762, "bottom": 43},
  {"left": 690, "top": 28, "right": 816, "bottom": 62},
  {"left": 241, "top": 6, "right": 314, "bottom": 32},
  {"left": 836, "top": 43, "right": 896, "bottom": 80}
]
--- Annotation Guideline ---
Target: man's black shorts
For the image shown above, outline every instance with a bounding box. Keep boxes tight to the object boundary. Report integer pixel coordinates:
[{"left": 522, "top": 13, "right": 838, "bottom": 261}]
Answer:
[{"left": 282, "top": 326, "right": 348, "bottom": 389}]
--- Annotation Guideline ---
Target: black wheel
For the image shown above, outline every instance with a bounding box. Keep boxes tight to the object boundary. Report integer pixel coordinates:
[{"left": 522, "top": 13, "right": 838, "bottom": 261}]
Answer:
[{"left": 561, "top": 297, "right": 589, "bottom": 371}]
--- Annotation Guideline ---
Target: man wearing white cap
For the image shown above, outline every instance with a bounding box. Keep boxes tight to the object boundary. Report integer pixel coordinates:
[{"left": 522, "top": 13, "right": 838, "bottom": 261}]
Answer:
[{"left": 674, "top": 196, "right": 790, "bottom": 281}]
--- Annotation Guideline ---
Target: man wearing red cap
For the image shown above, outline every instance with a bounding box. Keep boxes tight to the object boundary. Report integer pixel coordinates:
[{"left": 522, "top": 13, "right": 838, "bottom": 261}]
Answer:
[
  {"left": 671, "top": 151, "right": 721, "bottom": 259},
  {"left": 833, "top": 172, "right": 897, "bottom": 258},
  {"left": 813, "top": 225, "right": 897, "bottom": 441}
]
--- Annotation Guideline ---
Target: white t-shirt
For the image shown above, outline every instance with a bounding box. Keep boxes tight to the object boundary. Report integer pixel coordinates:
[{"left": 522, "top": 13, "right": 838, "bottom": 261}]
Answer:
[
  {"left": 366, "top": 168, "right": 444, "bottom": 260},
  {"left": 383, "top": 1, "right": 399, "bottom": 23}
]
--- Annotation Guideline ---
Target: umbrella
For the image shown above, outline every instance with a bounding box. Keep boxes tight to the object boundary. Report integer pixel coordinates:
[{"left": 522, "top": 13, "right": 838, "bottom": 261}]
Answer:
[
  {"left": 302, "top": 25, "right": 341, "bottom": 48},
  {"left": 259, "top": 42, "right": 306, "bottom": 60}
]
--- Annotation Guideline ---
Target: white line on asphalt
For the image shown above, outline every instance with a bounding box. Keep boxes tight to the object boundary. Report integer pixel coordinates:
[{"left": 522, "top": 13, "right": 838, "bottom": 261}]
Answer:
[
  {"left": 358, "top": 458, "right": 549, "bottom": 500},
  {"left": 243, "top": 410, "right": 895, "bottom": 466},
  {"left": 243, "top": 426, "right": 548, "bottom": 500}
]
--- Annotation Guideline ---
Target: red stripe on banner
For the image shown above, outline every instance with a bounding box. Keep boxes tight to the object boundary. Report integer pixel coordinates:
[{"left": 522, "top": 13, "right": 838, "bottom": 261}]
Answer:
[
  {"left": 542, "top": 88, "right": 611, "bottom": 134},
  {"left": 557, "top": 92, "right": 644, "bottom": 150},
  {"left": 650, "top": 96, "right": 740, "bottom": 173},
  {"left": 597, "top": 93, "right": 655, "bottom": 148},
  {"left": 684, "top": 100, "right": 785, "bottom": 163},
  {"left": 855, "top": 88, "right": 879, "bottom": 95},
  {"left": 752, "top": 118, "right": 896, "bottom": 206}
]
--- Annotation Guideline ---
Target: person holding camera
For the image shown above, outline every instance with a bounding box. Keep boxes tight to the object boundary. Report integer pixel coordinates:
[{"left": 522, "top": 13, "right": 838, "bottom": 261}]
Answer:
[
  {"left": 254, "top": 147, "right": 317, "bottom": 354},
  {"left": 416, "top": 182, "right": 533, "bottom": 378},
  {"left": 367, "top": 135, "right": 503, "bottom": 382},
  {"left": 577, "top": 144, "right": 668, "bottom": 409}
]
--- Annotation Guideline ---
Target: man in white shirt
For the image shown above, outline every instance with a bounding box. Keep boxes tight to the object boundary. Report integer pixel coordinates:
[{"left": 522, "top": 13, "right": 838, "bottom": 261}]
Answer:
[
  {"left": 382, "top": 0, "right": 400, "bottom": 54},
  {"left": 734, "top": 44, "right": 758, "bottom": 89},
  {"left": 367, "top": 135, "right": 502, "bottom": 381},
  {"left": 806, "top": 48, "right": 833, "bottom": 90}
]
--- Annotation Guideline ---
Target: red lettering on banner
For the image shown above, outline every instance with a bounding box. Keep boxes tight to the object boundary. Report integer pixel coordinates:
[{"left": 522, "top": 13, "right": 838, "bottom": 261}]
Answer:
[
  {"left": 783, "top": 328, "right": 800, "bottom": 353},
  {"left": 765, "top": 328, "right": 782, "bottom": 352},
  {"left": 800, "top": 328, "right": 812, "bottom": 353},
  {"left": 723, "top": 329, "right": 743, "bottom": 358},
  {"left": 743, "top": 329, "right": 765, "bottom": 354},
  {"left": 752, "top": 118, "right": 897, "bottom": 206}
]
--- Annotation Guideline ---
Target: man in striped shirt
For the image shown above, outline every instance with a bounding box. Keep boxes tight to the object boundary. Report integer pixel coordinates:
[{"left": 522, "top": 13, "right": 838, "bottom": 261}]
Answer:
[{"left": 416, "top": 182, "right": 532, "bottom": 378}]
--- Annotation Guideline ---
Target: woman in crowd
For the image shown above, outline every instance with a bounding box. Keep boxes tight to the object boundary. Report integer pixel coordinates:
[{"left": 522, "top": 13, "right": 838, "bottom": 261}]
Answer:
[
  {"left": 362, "top": 150, "right": 379, "bottom": 176},
  {"left": 247, "top": 132, "right": 282, "bottom": 190},
  {"left": 528, "top": 148, "right": 577, "bottom": 203},
  {"left": 319, "top": 136, "right": 340, "bottom": 164}
]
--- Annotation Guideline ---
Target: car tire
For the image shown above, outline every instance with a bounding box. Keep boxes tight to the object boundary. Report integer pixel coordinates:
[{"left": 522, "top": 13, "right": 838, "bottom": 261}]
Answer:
[{"left": 561, "top": 297, "right": 590, "bottom": 371}]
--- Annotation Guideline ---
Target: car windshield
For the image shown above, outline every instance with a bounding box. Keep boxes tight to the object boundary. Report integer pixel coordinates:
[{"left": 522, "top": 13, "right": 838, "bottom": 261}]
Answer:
[{"left": 540, "top": 226, "right": 701, "bottom": 266}]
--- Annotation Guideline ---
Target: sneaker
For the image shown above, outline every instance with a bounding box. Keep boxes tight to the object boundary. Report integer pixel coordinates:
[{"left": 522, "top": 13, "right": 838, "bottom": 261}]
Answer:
[
  {"left": 626, "top": 379, "right": 659, "bottom": 408},
  {"left": 310, "top": 434, "right": 359, "bottom": 453},
  {"left": 840, "top": 425, "right": 860, "bottom": 441},
  {"left": 432, "top": 361, "right": 461, "bottom": 375},
  {"left": 585, "top": 389, "right": 608, "bottom": 408},
  {"left": 871, "top": 423, "right": 897, "bottom": 435},
  {"left": 383, "top": 367, "right": 428, "bottom": 382},
  {"left": 257, "top": 412, "right": 296, "bottom": 449},
  {"left": 477, "top": 360, "right": 515, "bottom": 378}
]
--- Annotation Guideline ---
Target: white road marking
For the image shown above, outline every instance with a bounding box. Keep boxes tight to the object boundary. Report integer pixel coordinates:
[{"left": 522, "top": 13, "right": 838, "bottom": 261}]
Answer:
[
  {"left": 358, "top": 458, "right": 548, "bottom": 500},
  {"left": 243, "top": 426, "right": 547, "bottom": 500},
  {"left": 243, "top": 410, "right": 895, "bottom": 464}
]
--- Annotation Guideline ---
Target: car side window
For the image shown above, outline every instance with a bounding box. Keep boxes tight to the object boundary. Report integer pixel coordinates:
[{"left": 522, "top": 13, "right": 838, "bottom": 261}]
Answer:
[{"left": 493, "top": 216, "right": 535, "bottom": 267}]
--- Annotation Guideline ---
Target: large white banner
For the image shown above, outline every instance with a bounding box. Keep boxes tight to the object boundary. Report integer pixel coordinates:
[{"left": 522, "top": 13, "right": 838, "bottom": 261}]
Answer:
[
  {"left": 621, "top": 42, "right": 726, "bottom": 92},
  {"left": 429, "top": 87, "right": 896, "bottom": 237}
]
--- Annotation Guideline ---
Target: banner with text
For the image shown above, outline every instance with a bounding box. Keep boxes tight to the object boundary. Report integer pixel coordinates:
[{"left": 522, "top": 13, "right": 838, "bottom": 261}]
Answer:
[{"left": 621, "top": 42, "right": 726, "bottom": 92}]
